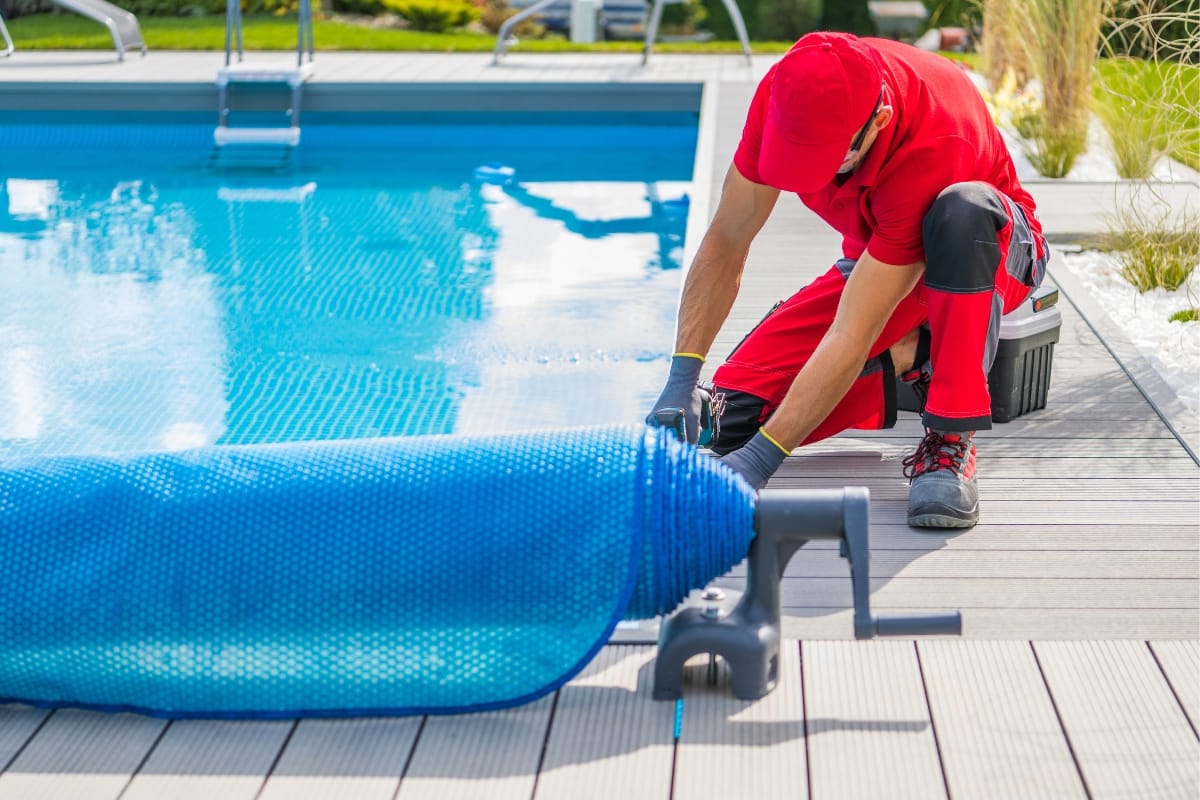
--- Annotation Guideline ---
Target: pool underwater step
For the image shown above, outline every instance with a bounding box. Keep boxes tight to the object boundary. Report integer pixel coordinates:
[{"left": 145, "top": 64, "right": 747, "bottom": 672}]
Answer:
[{"left": 213, "top": 126, "right": 301, "bottom": 147}]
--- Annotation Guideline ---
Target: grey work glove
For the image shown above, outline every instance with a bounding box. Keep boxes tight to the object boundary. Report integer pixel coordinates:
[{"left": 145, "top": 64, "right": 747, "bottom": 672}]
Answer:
[
  {"left": 718, "top": 430, "right": 790, "bottom": 492},
  {"left": 646, "top": 354, "right": 714, "bottom": 445}
]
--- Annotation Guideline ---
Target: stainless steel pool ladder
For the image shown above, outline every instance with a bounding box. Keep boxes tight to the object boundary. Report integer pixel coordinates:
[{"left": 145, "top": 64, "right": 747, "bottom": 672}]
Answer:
[{"left": 215, "top": 0, "right": 314, "bottom": 148}]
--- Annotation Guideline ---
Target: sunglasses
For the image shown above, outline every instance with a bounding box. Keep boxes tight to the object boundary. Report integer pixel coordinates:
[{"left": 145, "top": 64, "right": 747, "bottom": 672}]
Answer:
[{"left": 846, "top": 90, "right": 885, "bottom": 156}]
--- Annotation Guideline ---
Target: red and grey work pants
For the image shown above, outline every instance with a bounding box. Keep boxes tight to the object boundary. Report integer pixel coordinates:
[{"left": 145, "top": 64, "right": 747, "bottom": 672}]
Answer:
[{"left": 709, "top": 181, "right": 1049, "bottom": 455}]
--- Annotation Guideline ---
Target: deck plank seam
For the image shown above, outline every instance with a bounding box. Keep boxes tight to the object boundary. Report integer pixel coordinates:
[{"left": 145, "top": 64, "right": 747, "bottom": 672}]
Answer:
[
  {"left": 251, "top": 719, "right": 298, "bottom": 800},
  {"left": 799, "top": 641, "right": 813, "bottom": 800},
  {"left": 393, "top": 715, "right": 427, "bottom": 799},
  {"left": 913, "top": 643, "right": 952, "bottom": 800},
  {"left": 1146, "top": 642, "right": 1200, "bottom": 742},
  {"left": 1029, "top": 642, "right": 1095, "bottom": 800},
  {"left": 529, "top": 689, "right": 561, "bottom": 800},
  {"left": 116, "top": 718, "right": 173, "bottom": 800}
]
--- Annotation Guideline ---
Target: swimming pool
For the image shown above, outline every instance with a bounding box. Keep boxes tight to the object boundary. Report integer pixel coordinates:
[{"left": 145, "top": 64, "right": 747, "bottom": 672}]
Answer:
[{"left": 0, "top": 111, "right": 697, "bottom": 458}]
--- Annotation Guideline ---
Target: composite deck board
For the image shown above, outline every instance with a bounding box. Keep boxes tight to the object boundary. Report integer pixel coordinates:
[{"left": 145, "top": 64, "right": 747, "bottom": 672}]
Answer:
[
  {"left": 534, "top": 646, "right": 675, "bottom": 800},
  {"left": 799, "top": 522, "right": 1200, "bottom": 549},
  {"left": 848, "top": 418, "right": 1177, "bottom": 438},
  {"left": 258, "top": 717, "right": 421, "bottom": 800},
  {"left": 396, "top": 698, "right": 550, "bottom": 800},
  {"left": 775, "top": 609, "right": 1200, "bottom": 641},
  {"left": 672, "top": 647, "right": 808, "bottom": 798},
  {"left": 917, "top": 641, "right": 1086, "bottom": 800},
  {"left": 773, "top": 456, "right": 1195, "bottom": 478},
  {"left": 772, "top": 577, "right": 1198, "bottom": 609},
  {"left": 0, "top": 706, "right": 47, "bottom": 771},
  {"left": 0, "top": 709, "right": 165, "bottom": 800},
  {"left": 122, "top": 719, "right": 293, "bottom": 800},
  {"left": 860, "top": 501, "right": 1198, "bottom": 526},
  {"left": 731, "top": 547, "right": 1200, "bottom": 580},
  {"left": 779, "top": 477, "right": 1199, "bottom": 501},
  {"left": 780, "top": 438, "right": 1189, "bottom": 458},
  {"left": 1148, "top": 641, "right": 1200, "bottom": 735},
  {"left": 1033, "top": 641, "right": 1200, "bottom": 799},
  {"left": 802, "top": 641, "right": 946, "bottom": 799}
]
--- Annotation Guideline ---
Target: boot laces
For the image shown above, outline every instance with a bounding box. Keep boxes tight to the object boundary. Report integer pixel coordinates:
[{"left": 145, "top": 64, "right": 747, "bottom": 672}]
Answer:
[
  {"left": 902, "top": 430, "right": 973, "bottom": 480},
  {"left": 901, "top": 366, "right": 931, "bottom": 411}
]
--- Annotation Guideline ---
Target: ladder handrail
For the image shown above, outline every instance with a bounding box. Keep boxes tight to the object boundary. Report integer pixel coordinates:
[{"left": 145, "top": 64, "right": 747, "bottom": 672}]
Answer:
[
  {"left": 225, "top": 0, "right": 314, "bottom": 68},
  {"left": 0, "top": 14, "right": 13, "bottom": 58},
  {"left": 492, "top": 0, "right": 752, "bottom": 66},
  {"left": 643, "top": 0, "right": 750, "bottom": 66},
  {"left": 492, "top": 0, "right": 562, "bottom": 64}
]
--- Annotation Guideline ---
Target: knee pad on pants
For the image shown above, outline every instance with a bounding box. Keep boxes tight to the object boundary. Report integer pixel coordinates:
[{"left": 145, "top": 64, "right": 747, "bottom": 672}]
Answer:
[{"left": 922, "top": 182, "right": 1008, "bottom": 294}]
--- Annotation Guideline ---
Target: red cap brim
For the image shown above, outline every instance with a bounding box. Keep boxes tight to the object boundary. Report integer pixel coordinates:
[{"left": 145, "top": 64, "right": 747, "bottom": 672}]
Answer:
[{"left": 758, "top": 114, "right": 847, "bottom": 195}]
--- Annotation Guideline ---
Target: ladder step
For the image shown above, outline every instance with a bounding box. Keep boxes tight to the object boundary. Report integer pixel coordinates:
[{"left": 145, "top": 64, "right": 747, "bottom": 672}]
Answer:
[
  {"left": 217, "top": 63, "right": 313, "bottom": 87},
  {"left": 218, "top": 183, "right": 317, "bottom": 203},
  {"left": 214, "top": 126, "right": 301, "bottom": 147}
]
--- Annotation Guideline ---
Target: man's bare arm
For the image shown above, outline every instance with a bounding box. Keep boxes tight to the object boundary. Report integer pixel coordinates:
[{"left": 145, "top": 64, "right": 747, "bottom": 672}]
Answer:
[
  {"left": 674, "top": 165, "right": 780, "bottom": 357},
  {"left": 762, "top": 251, "right": 924, "bottom": 450}
]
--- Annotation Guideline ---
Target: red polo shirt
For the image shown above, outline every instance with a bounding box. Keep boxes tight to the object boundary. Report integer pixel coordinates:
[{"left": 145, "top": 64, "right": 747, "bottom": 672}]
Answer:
[{"left": 734, "top": 39, "right": 1042, "bottom": 266}]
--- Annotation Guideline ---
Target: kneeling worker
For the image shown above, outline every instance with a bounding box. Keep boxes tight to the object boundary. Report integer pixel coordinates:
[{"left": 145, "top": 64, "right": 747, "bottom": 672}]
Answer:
[{"left": 647, "top": 32, "right": 1049, "bottom": 528}]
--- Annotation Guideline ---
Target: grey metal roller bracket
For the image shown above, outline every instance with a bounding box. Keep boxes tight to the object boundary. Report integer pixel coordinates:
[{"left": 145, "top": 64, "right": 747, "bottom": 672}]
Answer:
[{"left": 653, "top": 487, "right": 962, "bottom": 701}]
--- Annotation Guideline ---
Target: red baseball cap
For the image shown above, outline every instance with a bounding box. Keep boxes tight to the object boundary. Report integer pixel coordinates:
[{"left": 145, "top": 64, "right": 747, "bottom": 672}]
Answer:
[{"left": 759, "top": 33, "right": 884, "bottom": 194}]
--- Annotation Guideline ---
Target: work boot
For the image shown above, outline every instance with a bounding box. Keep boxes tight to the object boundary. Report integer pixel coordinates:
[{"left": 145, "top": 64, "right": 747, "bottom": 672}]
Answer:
[{"left": 903, "top": 429, "right": 979, "bottom": 528}]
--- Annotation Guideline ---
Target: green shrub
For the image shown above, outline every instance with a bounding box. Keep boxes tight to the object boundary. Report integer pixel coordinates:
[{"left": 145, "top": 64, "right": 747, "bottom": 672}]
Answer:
[
  {"left": 247, "top": 0, "right": 303, "bottom": 15},
  {"left": 331, "top": 0, "right": 390, "bottom": 14},
  {"left": 109, "top": 0, "right": 301, "bottom": 16},
  {"left": 755, "top": 0, "right": 820, "bottom": 42},
  {"left": 382, "top": 0, "right": 477, "bottom": 32},
  {"left": 1169, "top": 308, "right": 1199, "bottom": 322},
  {"left": 923, "top": 0, "right": 981, "bottom": 27},
  {"left": 700, "top": 0, "right": 753, "bottom": 41},
  {"left": 659, "top": 0, "right": 708, "bottom": 34},
  {"left": 478, "top": 0, "right": 545, "bottom": 37},
  {"left": 1, "top": 0, "right": 53, "bottom": 20},
  {"left": 821, "top": 0, "right": 875, "bottom": 35},
  {"left": 63, "top": 0, "right": 222, "bottom": 15}
]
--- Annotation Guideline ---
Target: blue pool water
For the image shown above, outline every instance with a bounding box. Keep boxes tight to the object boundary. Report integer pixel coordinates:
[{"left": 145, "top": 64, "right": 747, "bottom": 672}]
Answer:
[{"left": 0, "top": 112, "right": 697, "bottom": 458}]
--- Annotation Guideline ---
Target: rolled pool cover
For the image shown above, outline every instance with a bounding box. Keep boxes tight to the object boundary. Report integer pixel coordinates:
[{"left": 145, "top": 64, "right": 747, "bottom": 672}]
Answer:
[{"left": 0, "top": 425, "right": 755, "bottom": 718}]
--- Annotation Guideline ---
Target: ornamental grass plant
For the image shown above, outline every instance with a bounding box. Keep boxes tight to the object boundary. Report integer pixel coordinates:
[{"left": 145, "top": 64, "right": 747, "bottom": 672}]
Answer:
[
  {"left": 1105, "top": 187, "right": 1200, "bottom": 294},
  {"left": 1006, "top": 0, "right": 1111, "bottom": 178},
  {"left": 1095, "top": 1, "right": 1199, "bottom": 177}
]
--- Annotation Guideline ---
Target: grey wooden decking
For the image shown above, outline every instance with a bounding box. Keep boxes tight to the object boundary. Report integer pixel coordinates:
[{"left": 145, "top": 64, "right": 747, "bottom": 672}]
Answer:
[{"left": 1, "top": 51, "right": 1197, "bottom": 798}]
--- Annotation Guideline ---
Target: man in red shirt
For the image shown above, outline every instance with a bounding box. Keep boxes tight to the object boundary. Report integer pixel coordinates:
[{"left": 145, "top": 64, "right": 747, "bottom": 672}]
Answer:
[{"left": 647, "top": 32, "right": 1048, "bottom": 528}]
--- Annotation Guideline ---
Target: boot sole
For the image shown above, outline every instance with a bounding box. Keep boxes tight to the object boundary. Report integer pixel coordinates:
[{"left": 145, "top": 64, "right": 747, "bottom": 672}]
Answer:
[{"left": 908, "top": 506, "right": 979, "bottom": 529}]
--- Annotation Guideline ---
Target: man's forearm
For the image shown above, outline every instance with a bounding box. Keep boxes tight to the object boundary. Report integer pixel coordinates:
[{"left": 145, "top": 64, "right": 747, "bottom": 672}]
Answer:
[
  {"left": 761, "top": 330, "right": 867, "bottom": 451},
  {"left": 674, "top": 232, "right": 748, "bottom": 357}
]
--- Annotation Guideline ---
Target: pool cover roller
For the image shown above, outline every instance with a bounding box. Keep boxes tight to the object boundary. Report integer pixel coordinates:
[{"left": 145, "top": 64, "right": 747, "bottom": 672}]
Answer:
[{"left": 0, "top": 425, "right": 959, "bottom": 718}]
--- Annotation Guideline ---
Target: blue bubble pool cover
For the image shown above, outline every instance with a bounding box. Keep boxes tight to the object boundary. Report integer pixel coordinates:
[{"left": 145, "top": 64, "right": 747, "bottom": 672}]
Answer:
[{"left": 0, "top": 425, "right": 755, "bottom": 718}]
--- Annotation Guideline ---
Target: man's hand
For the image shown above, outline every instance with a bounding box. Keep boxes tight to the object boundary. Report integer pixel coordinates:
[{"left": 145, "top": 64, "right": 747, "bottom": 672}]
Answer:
[
  {"left": 646, "top": 354, "right": 710, "bottom": 444},
  {"left": 718, "top": 429, "right": 790, "bottom": 491}
]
